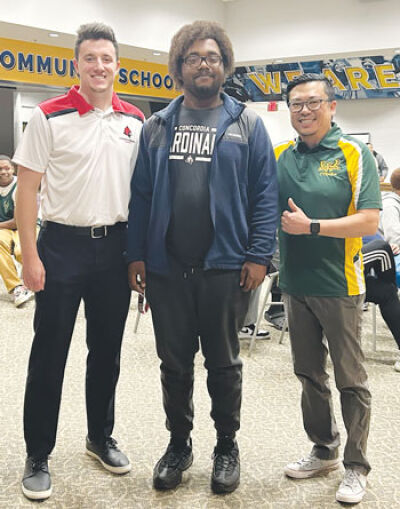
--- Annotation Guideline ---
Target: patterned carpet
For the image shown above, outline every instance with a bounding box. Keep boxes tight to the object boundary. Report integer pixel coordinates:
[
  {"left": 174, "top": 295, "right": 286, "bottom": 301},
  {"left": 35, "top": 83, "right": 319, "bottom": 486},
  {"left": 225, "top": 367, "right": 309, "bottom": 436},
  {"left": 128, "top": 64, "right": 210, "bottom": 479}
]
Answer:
[{"left": 1, "top": 283, "right": 400, "bottom": 508}]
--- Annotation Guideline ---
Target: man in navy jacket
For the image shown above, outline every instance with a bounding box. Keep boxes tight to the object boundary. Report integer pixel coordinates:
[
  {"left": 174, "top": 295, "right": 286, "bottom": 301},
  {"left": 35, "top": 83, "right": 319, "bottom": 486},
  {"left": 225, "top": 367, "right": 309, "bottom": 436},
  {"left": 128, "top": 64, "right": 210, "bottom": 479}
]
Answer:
[{"left": 127, "top": 20, "right": 278, "bottom": 494}]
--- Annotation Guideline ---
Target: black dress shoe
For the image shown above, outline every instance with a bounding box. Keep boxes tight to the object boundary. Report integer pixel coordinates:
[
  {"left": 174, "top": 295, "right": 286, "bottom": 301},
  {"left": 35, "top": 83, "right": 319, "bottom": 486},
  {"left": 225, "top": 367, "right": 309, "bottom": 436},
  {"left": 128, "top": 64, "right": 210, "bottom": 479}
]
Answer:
[
  {"left": 22, "top": 456, "right": 52, "bottom": 500},
  {"left": 211, "top": 437, "right": 240, "bottom": 494},
  {"left": 86, "top": 436, "right": 131, "bottom": 474},
  {"left": 153, "top": 437, "right": 193, "bottom": 490}
]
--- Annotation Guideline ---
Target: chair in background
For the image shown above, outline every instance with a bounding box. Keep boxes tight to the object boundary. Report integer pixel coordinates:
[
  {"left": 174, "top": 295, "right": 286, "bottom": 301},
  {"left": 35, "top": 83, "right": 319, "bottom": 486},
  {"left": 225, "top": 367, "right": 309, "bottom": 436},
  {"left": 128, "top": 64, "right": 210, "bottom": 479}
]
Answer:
[{"left": 249, "top": 271, "right": 287, "bottom": 356}]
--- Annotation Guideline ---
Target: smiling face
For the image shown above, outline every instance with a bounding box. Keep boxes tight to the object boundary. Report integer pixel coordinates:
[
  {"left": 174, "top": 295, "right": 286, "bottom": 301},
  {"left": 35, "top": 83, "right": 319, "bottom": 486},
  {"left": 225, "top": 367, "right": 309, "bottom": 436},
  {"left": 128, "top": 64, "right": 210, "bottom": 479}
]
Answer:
[
  {"left": 289, "top": 81, "right": 336, "bottom": 148},
  {"left": 179, "top": 38, "right": 225, "bottom": 102},
  {"left": 0, "top": 159, "right": 14, "bottom": 187},
  {"left": 73, "top": 38, "right": 119, "bottom": 98}
]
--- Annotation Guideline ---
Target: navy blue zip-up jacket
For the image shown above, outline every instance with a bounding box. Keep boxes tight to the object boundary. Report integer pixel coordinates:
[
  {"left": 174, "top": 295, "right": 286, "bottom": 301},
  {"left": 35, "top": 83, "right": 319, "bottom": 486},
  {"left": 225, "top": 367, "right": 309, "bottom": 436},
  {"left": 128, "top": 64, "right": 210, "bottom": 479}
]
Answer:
[{"left": 127, "top": 92, "right": 278, "bottom": 275}]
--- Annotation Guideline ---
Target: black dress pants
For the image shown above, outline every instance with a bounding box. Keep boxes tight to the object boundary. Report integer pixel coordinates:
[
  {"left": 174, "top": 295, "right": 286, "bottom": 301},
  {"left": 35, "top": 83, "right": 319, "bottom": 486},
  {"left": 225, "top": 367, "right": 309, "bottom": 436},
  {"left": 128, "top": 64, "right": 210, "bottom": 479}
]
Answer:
[
  {"left": 146, "top": 265, "right": 250, "bottom": 440},
  {"left": 24, "top": 224, "right": 131, "bottom": 458}
]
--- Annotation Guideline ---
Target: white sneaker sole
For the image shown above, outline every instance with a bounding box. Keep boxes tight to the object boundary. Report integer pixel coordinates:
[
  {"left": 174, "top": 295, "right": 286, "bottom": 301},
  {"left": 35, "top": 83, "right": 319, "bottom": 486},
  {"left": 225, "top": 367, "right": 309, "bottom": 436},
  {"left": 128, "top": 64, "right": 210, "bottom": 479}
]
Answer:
[
  {"left": 336, "top": 488, "right": 366, "bottom": 504},
  {"left": 284, "top": 459, "right": 340, "bottom": 479},
  {"left": 239, "top": 332, "right": 271, "bottom": 340},
  {"left": 86, "top": 449, "right": 131, "bottom": 474},
  {"left": 22, "top": 484, "right": 52, "bottom": 500}
]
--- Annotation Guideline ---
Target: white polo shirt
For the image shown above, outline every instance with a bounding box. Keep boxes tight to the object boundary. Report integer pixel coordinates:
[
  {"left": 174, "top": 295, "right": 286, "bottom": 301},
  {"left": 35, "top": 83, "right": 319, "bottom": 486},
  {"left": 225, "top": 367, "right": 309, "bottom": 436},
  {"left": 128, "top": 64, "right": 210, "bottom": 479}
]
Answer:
[{"left": 13, "top": 86, "right": 144, "bottom": 227}]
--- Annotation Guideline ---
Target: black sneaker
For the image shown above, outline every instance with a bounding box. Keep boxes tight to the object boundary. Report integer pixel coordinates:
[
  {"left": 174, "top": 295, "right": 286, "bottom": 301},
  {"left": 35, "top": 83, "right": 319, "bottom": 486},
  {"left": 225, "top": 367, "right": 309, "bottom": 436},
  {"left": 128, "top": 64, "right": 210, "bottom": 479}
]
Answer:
[
  {"left": 211, "top": 437, "right": 240, "bottom": 494},
  {"left": 22, "top": 456, "right": 52, "bottom": 500},
  {"left": 153, "top": 437, "right": 193, "bottom": 490},
  {"left": 86, "top": 436, "right": 131, "bottom": 474}
]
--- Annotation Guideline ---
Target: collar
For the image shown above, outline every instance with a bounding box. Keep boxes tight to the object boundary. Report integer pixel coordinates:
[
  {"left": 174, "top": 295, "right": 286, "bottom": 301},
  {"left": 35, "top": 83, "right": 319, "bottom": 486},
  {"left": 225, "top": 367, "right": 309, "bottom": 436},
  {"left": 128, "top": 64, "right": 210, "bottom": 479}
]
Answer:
[
  {"left": 0, "top": 176, "right": 17, "bottom": 196},
  {"left": 294, "top": 122, "right": 342, "bottom": 153},
  {"left": 67, "top": 85, "right": 126, "bottom": 116},
  {"left": 155, "top": 91, "right": 245, "bottom": 122}
]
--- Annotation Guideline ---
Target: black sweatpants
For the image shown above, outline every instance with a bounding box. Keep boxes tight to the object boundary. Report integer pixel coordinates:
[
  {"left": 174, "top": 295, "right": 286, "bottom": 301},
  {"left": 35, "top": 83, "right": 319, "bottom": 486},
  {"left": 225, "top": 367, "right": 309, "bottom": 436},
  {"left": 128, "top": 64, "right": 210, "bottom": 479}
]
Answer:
[
  {"left": 362, "top": 239, "right": 400, "bottom": 349},
  {"left": 146, "top": 265, "right": 250, "bottom": 440},
  {"left": 24, "top": 223, "right": 131, "bottom": 458}
]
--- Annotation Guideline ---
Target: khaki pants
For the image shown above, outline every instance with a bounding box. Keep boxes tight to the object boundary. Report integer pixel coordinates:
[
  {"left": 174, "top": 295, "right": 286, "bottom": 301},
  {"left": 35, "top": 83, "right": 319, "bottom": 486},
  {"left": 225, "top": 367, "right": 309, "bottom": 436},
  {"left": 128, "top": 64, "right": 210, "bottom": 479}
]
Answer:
[
  {"left": 0, "top": 228, "right": 22, "bottom": 293},
  {"left": 284, "top": 293, "right": 371, "bottom": 473}
]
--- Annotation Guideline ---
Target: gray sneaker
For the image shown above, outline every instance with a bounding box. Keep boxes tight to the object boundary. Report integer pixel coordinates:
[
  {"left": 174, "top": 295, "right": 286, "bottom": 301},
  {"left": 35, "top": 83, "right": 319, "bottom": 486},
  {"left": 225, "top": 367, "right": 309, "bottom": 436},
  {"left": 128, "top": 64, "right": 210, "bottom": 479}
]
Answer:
[
  {"left": 336, "top": 467, "right": 367, "bottom": 504},
  {"left": 22, "top": 456, "right": 52, "bottom": 500},
  {"left": 284, "top": 453, "right": 340, "bottom": 479}
]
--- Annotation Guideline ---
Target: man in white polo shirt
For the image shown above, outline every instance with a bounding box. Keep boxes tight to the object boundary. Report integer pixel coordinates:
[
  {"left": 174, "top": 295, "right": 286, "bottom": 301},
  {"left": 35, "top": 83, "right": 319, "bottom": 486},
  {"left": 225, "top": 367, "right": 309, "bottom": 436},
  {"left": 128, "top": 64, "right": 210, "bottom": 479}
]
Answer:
[{"left": 13, "top": 22, "right": 144, "bottom": 501}]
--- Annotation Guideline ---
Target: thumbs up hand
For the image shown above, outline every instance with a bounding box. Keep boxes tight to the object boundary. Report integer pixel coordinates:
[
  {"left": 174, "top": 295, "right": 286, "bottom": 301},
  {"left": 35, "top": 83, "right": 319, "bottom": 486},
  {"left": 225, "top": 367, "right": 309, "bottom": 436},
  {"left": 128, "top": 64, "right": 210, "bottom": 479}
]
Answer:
[{"left": 281, "top": 197, "right": 311, "bottom": 235}]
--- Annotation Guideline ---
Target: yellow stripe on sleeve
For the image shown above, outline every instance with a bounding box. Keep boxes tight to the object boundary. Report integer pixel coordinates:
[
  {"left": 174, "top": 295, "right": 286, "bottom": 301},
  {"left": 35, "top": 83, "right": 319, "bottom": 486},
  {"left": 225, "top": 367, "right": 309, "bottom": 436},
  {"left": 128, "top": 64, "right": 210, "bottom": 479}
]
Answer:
[
  {"left": 338, "top": 138, "right": 365, "bottom": 295},
  {"left": 274, "top": 140, "right": 295, "bottom": 162}
]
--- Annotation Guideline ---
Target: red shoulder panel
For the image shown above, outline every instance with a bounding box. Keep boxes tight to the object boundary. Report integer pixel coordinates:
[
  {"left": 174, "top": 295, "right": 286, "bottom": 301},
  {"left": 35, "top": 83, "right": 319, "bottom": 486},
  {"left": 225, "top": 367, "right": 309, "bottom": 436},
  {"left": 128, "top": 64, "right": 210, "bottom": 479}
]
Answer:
[
  {"left": 39, "top": 92, "right": 76, "bottom": 117},
  {"left": 112, "top": 94, "right": 145, "bottom": 122}
]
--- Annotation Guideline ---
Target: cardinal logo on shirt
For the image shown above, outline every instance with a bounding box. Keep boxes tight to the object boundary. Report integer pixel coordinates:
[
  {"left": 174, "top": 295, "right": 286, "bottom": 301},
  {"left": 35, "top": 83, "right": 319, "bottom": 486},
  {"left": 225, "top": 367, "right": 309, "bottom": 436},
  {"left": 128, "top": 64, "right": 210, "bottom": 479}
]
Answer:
[{"left": 124, "top": 126, "right": 132, "bottom": 138}]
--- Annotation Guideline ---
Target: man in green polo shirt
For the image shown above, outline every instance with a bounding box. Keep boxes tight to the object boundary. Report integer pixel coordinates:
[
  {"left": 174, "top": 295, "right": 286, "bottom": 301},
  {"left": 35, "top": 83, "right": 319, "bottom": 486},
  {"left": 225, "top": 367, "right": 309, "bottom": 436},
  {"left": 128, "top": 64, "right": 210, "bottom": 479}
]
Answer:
[{"left": 275, "top": 73, "right": 381, "bottom": 505}]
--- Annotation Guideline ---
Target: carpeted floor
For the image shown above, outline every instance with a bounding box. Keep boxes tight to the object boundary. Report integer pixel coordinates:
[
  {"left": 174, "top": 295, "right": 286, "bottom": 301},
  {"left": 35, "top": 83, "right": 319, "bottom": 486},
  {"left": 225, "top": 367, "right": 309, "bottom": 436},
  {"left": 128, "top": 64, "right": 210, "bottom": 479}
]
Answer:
[{"left": 1, "top": 282, "right": 400, "bottom": 508}]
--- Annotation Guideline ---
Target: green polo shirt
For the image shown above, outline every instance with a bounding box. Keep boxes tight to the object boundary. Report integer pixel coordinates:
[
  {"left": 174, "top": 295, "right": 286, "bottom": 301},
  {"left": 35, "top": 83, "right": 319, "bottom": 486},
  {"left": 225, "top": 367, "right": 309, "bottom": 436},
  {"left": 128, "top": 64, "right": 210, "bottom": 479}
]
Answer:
[{"left": 275, "top": 123, "right": 381, "bottom": 297}]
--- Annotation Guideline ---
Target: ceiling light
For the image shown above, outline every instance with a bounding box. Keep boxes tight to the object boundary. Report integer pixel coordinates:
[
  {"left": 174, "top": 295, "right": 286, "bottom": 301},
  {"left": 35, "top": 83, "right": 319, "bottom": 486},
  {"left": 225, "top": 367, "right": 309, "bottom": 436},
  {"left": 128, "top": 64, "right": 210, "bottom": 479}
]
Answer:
[
  {"left": 153, "top": 51, "right": 161, "bottom": 56},
  {"left": 48, "top": 33, "right": 59, "bottom": 38}
]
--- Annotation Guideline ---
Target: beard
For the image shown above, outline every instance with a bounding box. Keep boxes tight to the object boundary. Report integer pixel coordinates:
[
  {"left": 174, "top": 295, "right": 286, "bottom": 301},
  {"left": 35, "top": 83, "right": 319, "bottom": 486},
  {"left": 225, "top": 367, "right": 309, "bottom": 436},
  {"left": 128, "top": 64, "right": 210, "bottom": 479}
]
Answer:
[{"left": 185, "top": 73, "right": 223, "bottom": 100}]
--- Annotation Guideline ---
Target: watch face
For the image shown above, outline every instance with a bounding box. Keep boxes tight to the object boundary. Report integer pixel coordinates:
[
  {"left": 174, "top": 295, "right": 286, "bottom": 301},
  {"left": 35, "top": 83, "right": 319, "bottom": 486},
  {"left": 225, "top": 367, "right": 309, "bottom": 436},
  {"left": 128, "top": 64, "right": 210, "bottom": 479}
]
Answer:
[{"left": 311, "top": 221, "right": 320, "bottom": 235}]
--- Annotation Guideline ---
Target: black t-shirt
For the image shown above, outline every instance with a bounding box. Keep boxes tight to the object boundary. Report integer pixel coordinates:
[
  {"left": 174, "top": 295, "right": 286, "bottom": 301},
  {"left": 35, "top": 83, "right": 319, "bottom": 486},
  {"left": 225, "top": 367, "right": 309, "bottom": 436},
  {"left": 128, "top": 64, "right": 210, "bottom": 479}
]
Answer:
[{"left": 166, "top": 104, "right": 222, "bottom": 267}]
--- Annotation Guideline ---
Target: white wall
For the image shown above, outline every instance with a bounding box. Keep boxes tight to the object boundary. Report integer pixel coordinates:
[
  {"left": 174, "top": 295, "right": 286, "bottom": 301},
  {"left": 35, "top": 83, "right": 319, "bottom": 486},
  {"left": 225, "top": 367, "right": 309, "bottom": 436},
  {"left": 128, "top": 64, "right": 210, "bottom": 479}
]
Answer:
[
  {"left": 335, "top": 98, "right": 400, "bottom": 174},
  {"left": 0, "top": 0, "right": 224, "bottom": 53},
  {"left": 248, "top": 97, "right": 400, "bottom": 176},
  {"left": 1, "top": 0, "right": 399, "bottom": 62},
  {"left": 225, "top": 0, "right": 400, "bottom": 62}
]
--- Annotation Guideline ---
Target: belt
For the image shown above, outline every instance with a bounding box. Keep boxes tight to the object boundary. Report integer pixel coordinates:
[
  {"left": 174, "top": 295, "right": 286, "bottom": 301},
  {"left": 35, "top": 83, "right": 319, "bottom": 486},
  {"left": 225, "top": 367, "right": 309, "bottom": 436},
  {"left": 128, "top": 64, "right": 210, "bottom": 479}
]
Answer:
[{"left": 41, "top": 220, "right": 127, "bottom": 239}]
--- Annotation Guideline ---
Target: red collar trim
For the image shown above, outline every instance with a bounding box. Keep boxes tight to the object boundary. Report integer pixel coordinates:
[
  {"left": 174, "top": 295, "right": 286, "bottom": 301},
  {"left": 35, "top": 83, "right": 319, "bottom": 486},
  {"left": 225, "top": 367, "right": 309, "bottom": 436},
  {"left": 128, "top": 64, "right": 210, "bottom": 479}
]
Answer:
[
  {"left": 68, "top": 86, "right": 94, "bottom": 115},
  {"left": 68, "top": 86, "right": 125, "bottom": 115}
]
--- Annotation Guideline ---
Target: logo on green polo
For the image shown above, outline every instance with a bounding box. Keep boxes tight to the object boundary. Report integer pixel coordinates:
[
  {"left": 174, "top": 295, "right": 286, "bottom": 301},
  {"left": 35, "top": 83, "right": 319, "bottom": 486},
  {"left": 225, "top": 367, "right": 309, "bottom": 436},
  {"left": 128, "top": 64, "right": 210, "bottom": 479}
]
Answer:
[{"left": 319, "top": 159, "right": 341, "bottom": 176}]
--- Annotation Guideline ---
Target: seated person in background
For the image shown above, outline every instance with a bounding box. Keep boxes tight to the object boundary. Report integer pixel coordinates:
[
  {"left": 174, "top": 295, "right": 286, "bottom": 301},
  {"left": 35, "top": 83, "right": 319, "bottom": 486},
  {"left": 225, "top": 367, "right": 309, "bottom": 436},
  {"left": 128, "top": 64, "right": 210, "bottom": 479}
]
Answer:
[
  {"left": 0, "top": 155, "right": 33, "bottom": 307},
  {"left": 362, "top": 237, "right": 400, "bottom": 372},
  {"left": 366, "top": 143, "right": 388, "bottom": 181},
  {"left": 264, "top": 235, "right": 400, "bottom": 371},
  {"left": 379, "top": 167, "right": 400, "bottom": 247}
]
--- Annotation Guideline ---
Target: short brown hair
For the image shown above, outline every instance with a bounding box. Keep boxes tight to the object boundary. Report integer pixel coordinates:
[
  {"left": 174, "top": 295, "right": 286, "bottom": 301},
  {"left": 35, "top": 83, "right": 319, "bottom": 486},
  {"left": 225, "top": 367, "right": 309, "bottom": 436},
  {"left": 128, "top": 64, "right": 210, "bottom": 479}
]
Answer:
[
  {"left": 168, "top": 20, "right": 234, "bottom": 89},
  {"left": 75, "top": 22, "right": 119, "bottom": 60},
  {"left": 390, "top": 168, "right": 400, "bottom": 190}
]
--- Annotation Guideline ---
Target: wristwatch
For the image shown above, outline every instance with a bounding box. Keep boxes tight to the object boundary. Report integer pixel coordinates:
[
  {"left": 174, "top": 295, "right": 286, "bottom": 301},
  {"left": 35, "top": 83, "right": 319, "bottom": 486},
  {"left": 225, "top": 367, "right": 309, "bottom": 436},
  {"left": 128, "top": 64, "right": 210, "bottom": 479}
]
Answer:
[{"left": 310, "top": 219, "right": 320, "bottom": 236}]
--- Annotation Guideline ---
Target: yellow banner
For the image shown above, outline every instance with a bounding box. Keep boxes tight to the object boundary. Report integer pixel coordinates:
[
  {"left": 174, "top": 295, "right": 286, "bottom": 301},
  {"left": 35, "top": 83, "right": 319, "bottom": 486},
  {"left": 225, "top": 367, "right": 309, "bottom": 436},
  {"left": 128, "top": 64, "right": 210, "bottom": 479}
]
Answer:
[{"left": 0, "top": 37, "right": 179, "bottom": 100}]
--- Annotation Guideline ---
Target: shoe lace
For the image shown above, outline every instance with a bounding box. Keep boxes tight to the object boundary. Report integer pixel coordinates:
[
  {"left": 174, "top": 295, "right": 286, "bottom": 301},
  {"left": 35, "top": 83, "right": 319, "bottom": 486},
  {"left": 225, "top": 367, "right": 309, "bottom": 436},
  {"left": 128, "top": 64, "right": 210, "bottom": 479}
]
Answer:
[
  {"left": 30, "top": 458, "right": 48, "bottom": 473},
  {"left": 14, "top": 286, "right": 23, "bottom": 297},
  {"left": 296, "top": 455, "right": 318, "bottom": 467},
  {"left": 105, "top": 437, "right": 118, "bottom": 450},
  {"left": 213, "top": 440, "right": 238, "bottom": 475},
  {"left": 214, "top": 452, "right": 236, "bottom": 475},
  {"left": 342, "top": 469, "right": 360, "bottom": 488},
  {"left": 160, "top": 444, "right": 190, "bottom": 469}
]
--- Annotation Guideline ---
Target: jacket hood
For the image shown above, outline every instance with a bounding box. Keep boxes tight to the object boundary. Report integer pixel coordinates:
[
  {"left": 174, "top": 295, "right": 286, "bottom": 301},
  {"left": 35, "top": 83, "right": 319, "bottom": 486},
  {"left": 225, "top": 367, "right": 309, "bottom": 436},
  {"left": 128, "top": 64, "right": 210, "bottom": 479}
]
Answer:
[{"left": 154, "top": 92, "right": 245, "bottom": 122}]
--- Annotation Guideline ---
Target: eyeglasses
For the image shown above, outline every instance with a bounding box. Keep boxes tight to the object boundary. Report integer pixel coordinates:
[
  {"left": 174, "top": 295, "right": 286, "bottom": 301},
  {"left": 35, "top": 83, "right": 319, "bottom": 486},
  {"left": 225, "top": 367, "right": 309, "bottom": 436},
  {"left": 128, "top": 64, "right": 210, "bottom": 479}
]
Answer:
[
  {"left": 183, "top": 54, "right": 223, "bottom": 67},
  {"left": 288, "top": 99, "right": 330, "bottom": 113}
]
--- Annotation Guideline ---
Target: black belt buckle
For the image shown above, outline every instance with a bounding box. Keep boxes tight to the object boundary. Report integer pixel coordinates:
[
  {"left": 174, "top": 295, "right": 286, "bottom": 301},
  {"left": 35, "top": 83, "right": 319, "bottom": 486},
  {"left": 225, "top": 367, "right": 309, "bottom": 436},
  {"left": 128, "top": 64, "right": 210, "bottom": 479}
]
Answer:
[{"left": 91, "top": 225, "right": 107, "bottom": 238}]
